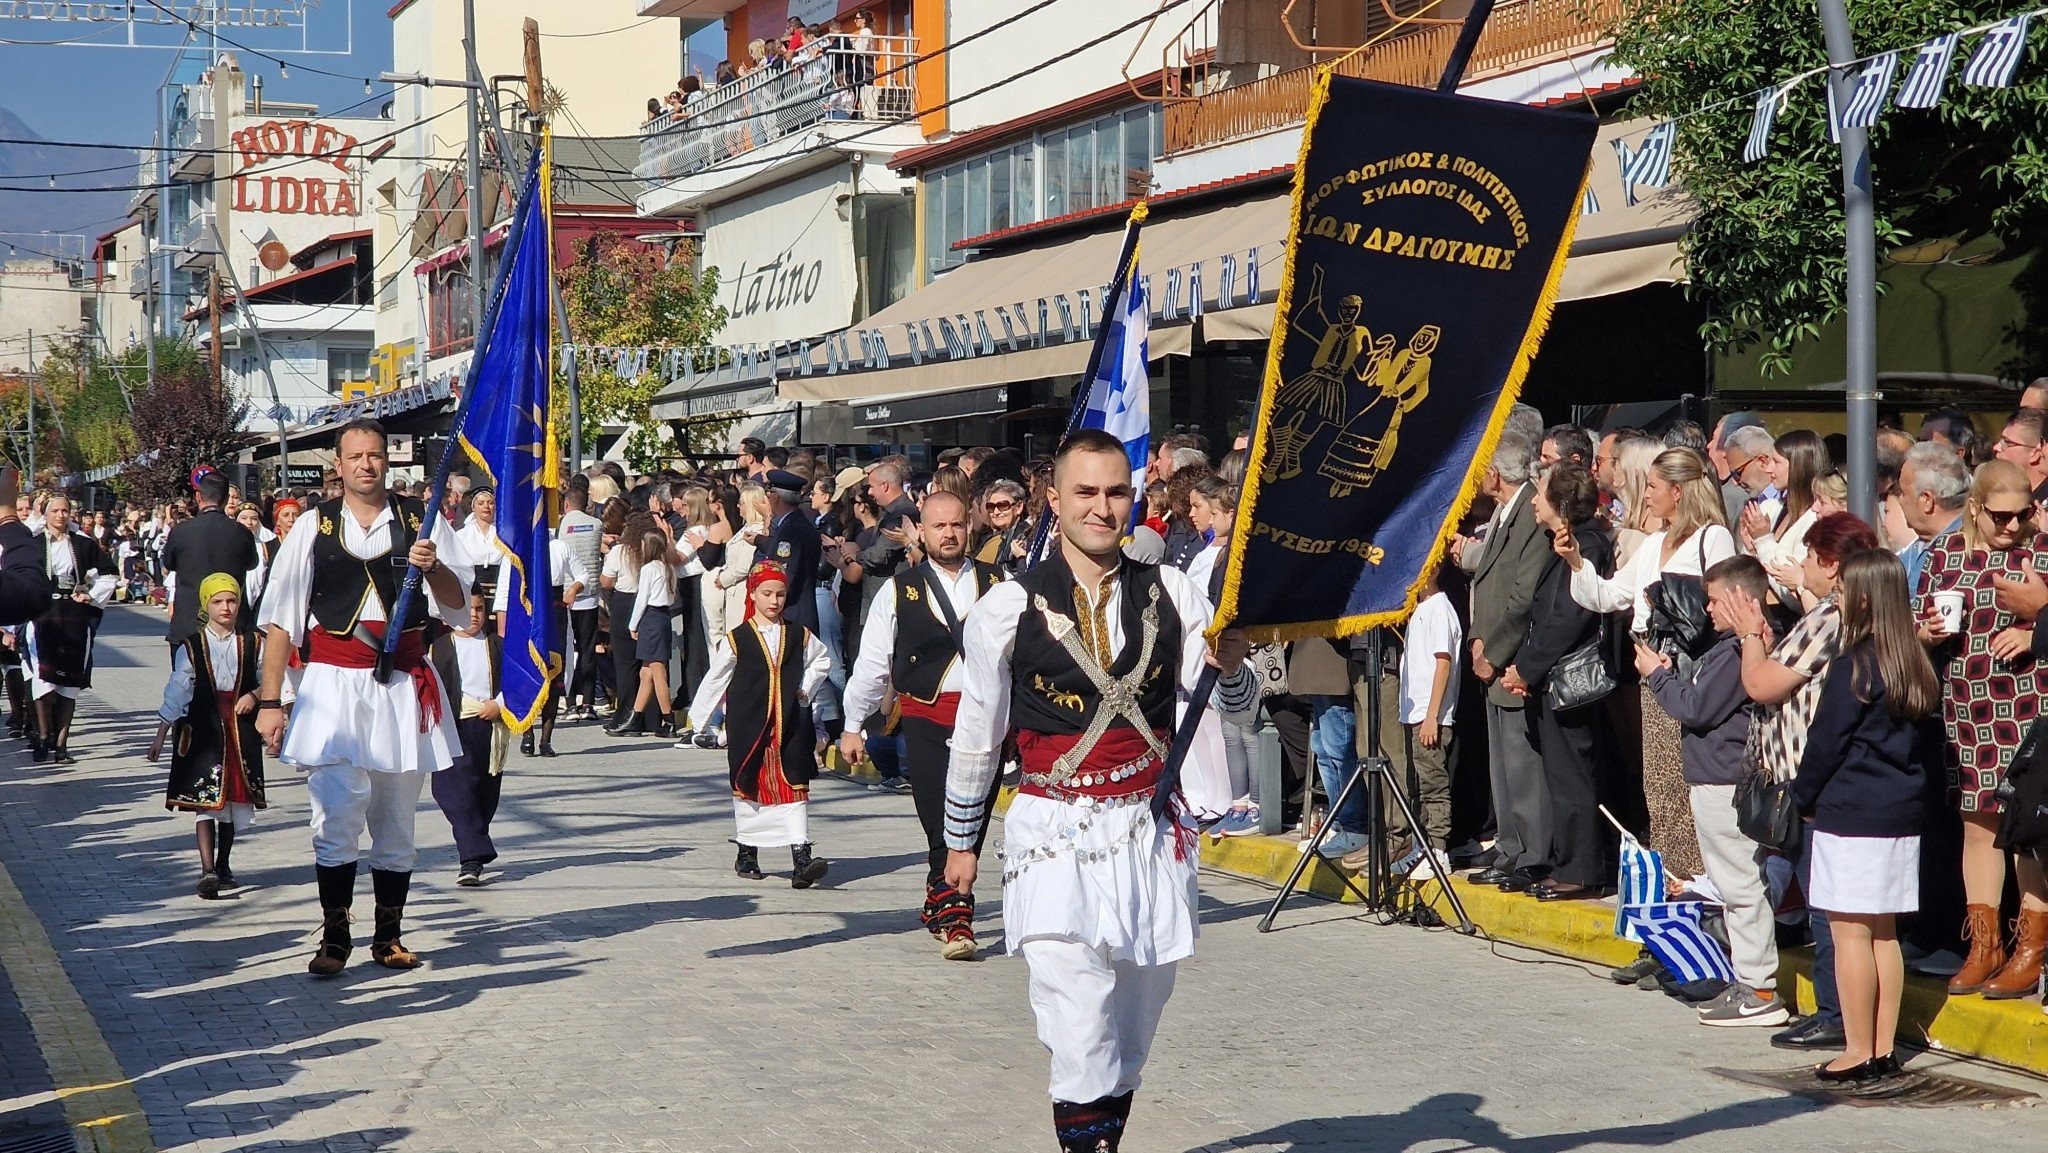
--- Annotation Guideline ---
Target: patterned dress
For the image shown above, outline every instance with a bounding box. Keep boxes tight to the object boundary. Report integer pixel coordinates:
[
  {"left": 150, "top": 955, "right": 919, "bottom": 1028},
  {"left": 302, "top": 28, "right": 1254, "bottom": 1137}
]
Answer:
[{"left": 1918, "top": 536, "right": 2048, "bottom": 812}]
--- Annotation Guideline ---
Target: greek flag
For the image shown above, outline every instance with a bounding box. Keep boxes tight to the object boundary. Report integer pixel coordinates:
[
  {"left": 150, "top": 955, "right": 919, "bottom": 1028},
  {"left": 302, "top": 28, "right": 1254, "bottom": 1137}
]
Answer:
[
  {"left": 1963, "top": 14, "right": 2031, "bottom": 87},
  {"left": 1616, "top": 831, "right": 1665, "bottom": 943},
  {"left": 1581, "top": 186, "right": 1600, "bottom": 216},
  {"left": 1611, "top": 121, "right": 1675, "bottom": 206},
  {"left": 1741, "top": 86, "right": 1782, "bottom": 163},
  {"left": 1624, "top": 902, "right": 1738, "bottom": 986},
  {"left": 1079, "top": 250, "right": 1151, "bottom": 514},
  {"left": 1841, "top": 51, "right": 1899, "bottom": 130},
  {"left": 1825, "top": 78, "right": 1844, "bottom": 144},
  {"left": 1897, "top": 33, "right": 1961, "bottom": 108}
]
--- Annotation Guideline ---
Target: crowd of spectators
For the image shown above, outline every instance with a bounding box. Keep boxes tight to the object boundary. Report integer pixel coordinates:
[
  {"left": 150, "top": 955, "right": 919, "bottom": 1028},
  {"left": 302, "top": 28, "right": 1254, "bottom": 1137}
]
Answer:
[{"left": 645, "top": 10, "right": 880, "bottom": 128}]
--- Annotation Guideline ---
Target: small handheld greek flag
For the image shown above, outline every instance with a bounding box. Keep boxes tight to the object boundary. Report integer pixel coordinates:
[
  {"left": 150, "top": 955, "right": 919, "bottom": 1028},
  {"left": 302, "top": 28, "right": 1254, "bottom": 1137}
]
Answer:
[
  {"left": 1741, "top": 87, "right": 1782, "bottom": 164},
  {"left": 1897, "top": 33, "right": 1961, "bottom": 109},
  {"left": 1963, "top": 14, "right": 2031, "bottom": 88},
  {"left": 1624, "top": 902, "right": 1738, "bottom": 986},
  {"left": 1841, "top": 51, "right": 1899, "bottom": 130},
  {"left": 1078, "top": 245, "right": 1151, "bottom": 520},
  {"left": 1615, "top": 830, "right": 1665, "bottom": 944}
]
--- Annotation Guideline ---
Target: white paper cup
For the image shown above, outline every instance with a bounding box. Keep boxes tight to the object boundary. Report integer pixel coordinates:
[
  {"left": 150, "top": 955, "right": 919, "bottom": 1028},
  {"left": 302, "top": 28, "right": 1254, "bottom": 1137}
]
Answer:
[{"left": 1934, "top": 590, "right": 1967, "bottom": 634}]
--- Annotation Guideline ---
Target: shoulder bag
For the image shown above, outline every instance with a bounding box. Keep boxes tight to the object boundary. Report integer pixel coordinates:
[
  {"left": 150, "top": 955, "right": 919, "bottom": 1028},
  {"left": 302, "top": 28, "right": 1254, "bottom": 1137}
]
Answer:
[
  {"left": 1734, "top": 760, "right": 1800, "bottom": 852},
  {"left": 1646, "top": 530, "right": 1716, "bottom": 661}
]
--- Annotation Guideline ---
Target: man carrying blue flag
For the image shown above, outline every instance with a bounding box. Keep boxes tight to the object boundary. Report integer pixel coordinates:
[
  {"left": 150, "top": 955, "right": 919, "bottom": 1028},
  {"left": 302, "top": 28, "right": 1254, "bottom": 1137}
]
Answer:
[{"left": 254, "top": 419, "right": 472, "bottom": 978}]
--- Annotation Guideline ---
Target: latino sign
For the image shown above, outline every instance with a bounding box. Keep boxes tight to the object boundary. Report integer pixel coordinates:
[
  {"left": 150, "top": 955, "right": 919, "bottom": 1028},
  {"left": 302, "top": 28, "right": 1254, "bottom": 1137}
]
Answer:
[{"left": 231, "top": 119, "right": 361, "bottom": 217}]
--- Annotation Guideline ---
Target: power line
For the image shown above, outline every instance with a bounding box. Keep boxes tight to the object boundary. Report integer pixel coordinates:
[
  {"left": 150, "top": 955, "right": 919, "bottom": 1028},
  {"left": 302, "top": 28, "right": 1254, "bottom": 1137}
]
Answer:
[{"left": 136, "top": 0, "right": 380, "bottom": 85}]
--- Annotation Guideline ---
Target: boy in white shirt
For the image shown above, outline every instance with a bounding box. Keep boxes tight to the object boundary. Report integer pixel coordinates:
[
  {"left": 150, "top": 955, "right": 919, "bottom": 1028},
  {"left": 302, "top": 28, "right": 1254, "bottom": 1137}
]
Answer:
[{"left": 1384, "top": 560, "right": 1461, "bottom": 868}]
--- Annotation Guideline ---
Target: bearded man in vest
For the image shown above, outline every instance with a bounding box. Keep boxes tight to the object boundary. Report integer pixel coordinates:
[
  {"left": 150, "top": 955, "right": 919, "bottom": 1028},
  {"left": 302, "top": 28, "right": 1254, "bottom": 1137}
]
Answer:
[
  {"left": 839, "top": 490, "right": 1003, "bottom": 960},
  {"left": 254, "top": 419, "right": 472, "bottom": 977},
  {"left": 943, "top": 429, "right": 1257, "bottom": 1153}
]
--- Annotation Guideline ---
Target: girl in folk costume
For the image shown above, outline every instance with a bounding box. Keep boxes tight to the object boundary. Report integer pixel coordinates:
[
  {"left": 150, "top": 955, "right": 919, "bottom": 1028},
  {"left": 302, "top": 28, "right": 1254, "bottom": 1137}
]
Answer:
[
  {"left": 26, "top": 493, "right": 117, "bottom": 765},
  {"left": 150, "top": 574, "right": 267, "bottom": 899},
  {"left": 689, "top": 562, "right": 833, "bottom": 887}
]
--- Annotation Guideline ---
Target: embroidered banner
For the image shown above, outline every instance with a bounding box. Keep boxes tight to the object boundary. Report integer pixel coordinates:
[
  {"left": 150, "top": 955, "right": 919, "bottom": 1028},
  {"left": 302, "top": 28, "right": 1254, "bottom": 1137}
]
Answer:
[{"left": 1218, "top": 74, "right": 1597, "bottom": 639}]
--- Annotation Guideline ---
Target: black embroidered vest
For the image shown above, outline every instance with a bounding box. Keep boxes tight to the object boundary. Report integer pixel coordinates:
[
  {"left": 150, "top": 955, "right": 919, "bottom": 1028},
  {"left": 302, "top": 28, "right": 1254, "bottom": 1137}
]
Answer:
[
  {"left": 891, "top": 562, "right": 1000, "bottom": 704},
  {"left": 1009, "top": 553, "right": 1181, "bottom": 738},
  {"left": 726, "top": 621, "right": 817, "bottom": 794},
  {"left": 308, "top": 495, "right": 431, "bottom": 635}
]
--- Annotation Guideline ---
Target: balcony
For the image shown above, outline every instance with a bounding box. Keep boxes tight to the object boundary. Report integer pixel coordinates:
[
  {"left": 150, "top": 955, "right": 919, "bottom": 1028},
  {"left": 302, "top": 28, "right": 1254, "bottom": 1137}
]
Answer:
[
  {"left": 172, "top": 210, "right": 219, "bottom": 271},
  {"left": 170, "top": 108, "right": 215, "bottom": 179},
  {"left": 128, "top": 257, "right": 151, "bottom": 299},
  {"left": 1162, "top": 0, "right": 1623, "bottom": 156},
  {"left": 637, "top": 37, "right": 918, "bottom": 187}
]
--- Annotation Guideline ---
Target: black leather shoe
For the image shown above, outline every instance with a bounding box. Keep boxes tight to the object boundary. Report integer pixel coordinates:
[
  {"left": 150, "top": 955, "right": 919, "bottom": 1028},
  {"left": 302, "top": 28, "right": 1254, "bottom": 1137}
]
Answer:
[
  {"left": 1814, "top": 1058, "right": 1884, "bottom": 1084},
  {"left": 1471, "top": 866, "right": 1513, "bottom": 886},
  {"left": 1499, "top": 868, "right": 1546, "bottom": 893},
  {"left": 1771, "top": 1016, "right": 1847, "bottom": 1051},
  {"left": 1873, "top": 1052, "right": 1904, "bottom": 1078}
]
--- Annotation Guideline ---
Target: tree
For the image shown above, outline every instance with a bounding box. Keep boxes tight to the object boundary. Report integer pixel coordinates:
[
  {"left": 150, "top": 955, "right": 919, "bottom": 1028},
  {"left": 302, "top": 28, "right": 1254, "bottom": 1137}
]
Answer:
[
  {"left": 1605, "top": 0, "right": 2048, "bottom": 377},
  {"left": 33, "top": 334, "right": 150, "bottom": 477},
  {"left": 121, "top": 341, "right": 250, "bottom": 503},
  {"left": 555, "top": 234, "right": 729, "bottom": 472}
]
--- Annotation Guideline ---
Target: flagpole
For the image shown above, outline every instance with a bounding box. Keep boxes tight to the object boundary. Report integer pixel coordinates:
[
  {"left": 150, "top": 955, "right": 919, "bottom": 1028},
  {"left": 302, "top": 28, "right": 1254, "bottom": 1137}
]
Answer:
[
  {"left": 375, "top": 145, "right": 546, "bottom": 682},
  {"left": 1021, "top": 203, "right": 1148, "bottom": 570},
  {"left": 1817, "top": 0, "right": 1879, "bottom": 524}
]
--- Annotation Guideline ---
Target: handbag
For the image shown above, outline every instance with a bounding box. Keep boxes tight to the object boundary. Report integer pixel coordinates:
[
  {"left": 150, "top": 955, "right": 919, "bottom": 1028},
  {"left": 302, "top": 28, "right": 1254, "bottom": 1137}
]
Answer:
[
  {"left": 1734, "top": 765, "right": 1801, "bottom": 852},
  {"left": 1545, "top": 634, "right": 1616, "bottom": 711},
  {"left": 1645, "top": 531, "right": 1716, "bottom": 660}
]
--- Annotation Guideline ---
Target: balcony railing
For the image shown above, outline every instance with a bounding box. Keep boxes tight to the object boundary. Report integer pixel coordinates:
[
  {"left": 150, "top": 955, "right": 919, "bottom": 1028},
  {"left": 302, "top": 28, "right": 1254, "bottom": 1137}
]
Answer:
[
  {"left": 1163, "top": 0, "right": 1622, "bottom": 155},
  {"left": 169, "top": 209, "right": 213, "bottom": 250},
  {"left": 637, "top": 35, "right": 917, "bottom": 184}
]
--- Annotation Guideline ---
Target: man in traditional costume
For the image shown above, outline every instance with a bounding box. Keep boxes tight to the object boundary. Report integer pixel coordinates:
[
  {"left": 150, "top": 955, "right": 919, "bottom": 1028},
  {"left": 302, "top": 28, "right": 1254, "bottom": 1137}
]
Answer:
[
  {"left": 152, "top": 573, "right": 266, "bottom": 899},
  {"left": 253, "top": 419, "right": 471, "bottom": 978},
  {"left": 25, "top": 494, "right": 117, "bottom": 765},
  {"left": 839, "top": 490, "right": 1004, "bottom": 960},
  {"left": 690, "top": 562, "right": 833, "bottom": 888},
  {"left": 944, "top": 429, "right": 1256, "bottom": 1153}
]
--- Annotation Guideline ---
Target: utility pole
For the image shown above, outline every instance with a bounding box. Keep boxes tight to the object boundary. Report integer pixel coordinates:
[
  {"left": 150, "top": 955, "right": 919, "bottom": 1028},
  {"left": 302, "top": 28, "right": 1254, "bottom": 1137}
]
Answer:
[
  {"left": 1817, "top": 0, "right": 1878, "bottom": 523},
  {"left": 463, "top": 0, "right": 486, "bottom": 347},
  {"left": 208, "top": 269, "right": 223, "bottom": 390},
  {"left": 26, "top": 329, "right": 35, "bottom": 482},
  {"left": 209, "top": 222, "right": 290, "bottom": 486}
]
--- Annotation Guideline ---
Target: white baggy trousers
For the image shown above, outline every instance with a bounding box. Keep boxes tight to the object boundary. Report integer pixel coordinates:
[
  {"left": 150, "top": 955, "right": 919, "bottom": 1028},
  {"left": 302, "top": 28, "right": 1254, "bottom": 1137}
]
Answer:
[{"left": 1020, "top": 938, "right": 1178, "bottom": 1102}]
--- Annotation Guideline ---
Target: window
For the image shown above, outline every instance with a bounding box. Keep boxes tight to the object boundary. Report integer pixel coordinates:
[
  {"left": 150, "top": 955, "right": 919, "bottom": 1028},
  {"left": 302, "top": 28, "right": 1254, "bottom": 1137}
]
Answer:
[
  {"left": 327, "top": 348, "right": 371, "bottom": 394},
  {"left": 922, "top": 103, "right": 1160, "bottom": 278}
]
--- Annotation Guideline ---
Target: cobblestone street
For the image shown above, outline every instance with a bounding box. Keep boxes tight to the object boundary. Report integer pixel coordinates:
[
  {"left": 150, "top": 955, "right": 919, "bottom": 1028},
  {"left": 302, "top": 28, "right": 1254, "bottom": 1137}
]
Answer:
[{"left": 1, "top": 606, "right": 2042, "bottom": 1152}]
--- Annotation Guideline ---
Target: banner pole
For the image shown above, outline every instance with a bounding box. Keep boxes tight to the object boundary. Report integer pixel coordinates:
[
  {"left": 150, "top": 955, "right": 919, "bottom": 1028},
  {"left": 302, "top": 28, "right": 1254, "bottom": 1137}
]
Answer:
[
  {"left": 1434, "top": 0, "right": 1498, "bottom": 93},
  {"left": 375, "top": 146, "right": 544, "bottom": 682},
  {"left": 1021, "top": 207, "right": 1147, "bottom": 569}
]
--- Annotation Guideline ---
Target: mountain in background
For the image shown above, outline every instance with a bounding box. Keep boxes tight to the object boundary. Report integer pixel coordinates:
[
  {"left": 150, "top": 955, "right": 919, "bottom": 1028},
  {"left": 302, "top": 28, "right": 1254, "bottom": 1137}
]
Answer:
[{"left": 0, "top": 105, "right": 135, "bottom": 263}]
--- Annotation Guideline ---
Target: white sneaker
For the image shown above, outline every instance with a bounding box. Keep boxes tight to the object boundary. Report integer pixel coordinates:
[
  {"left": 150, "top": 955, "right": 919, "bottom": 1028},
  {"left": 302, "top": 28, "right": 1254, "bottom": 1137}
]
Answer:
[
  {"left": 1406, "top": 848, "right": 1453, "bottom": 881},
  {"left": 1317, "top": 830, "right": 1372, "bottom": 858}
]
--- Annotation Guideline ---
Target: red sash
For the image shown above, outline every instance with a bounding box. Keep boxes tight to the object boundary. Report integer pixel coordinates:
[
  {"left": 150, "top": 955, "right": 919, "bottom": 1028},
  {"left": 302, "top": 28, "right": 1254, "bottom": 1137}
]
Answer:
[
  {"left": 1016, "top": 726, "right": 1165, "bottom": 800},
  {"left": 306, "top": 624, "right": 443, "bottom": 733},
  {"left": 897, "top": 691, "right": 961, "bottom": 728}
]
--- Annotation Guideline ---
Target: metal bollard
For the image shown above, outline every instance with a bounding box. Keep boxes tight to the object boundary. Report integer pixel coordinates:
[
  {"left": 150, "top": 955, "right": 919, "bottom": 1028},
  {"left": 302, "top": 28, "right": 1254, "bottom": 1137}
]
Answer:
[{"left": 1257, "top": 725, "right": 1284, "bottom": 836}]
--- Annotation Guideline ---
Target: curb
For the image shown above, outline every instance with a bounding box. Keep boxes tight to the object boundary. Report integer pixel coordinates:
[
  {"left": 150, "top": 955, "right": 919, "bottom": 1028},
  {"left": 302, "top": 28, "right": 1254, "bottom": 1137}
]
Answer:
[{"left": 1196, "top": 829, "right": 2048, "bottom": 1080}]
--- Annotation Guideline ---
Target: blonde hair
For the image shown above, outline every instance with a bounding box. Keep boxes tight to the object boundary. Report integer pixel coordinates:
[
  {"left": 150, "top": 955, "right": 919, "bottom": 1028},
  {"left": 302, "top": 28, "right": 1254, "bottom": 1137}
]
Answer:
[
  {"left": 1963, "top": 458, "right": 2036, "bottom": 550},
  {"left": 1615, "top": 435, "right": 1664, "bottom": 534},
  {"left": 1654, "top": 447, "right": 1728, "bottom": 550},
  {"left": 738, "top": 484, "right": 771, "bottom": 527}
]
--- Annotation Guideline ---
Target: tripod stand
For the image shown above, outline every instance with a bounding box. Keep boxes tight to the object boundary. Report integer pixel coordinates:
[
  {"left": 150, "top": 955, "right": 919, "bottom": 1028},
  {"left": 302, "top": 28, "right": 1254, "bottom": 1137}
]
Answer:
[{"left": 1257, "top": 629, "right": 1475, "bottom": 934}]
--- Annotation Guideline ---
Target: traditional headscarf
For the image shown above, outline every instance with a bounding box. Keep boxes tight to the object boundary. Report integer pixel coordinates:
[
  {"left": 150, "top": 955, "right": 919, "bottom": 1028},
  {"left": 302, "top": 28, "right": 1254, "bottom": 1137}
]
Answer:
[
  {"left": 197, "top": 572, "right": 242, "bottom": 619},
  {"left": 272, "top": 497, "right": 301, "bottom": 517},
  {"left": 742, "top": 562, "right": 788, "bottom": 622}
]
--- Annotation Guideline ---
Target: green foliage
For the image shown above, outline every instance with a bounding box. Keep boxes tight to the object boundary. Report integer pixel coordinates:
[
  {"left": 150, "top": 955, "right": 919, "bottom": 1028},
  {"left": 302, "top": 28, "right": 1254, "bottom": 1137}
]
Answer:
[
  {"left": 555, "top": 234, "right": 729, "bottom": 472},
  {"left": 120, "top": 338, "right": 251, "bottom": 504},
  {"left": 1604, "top": 0, "right": 2048, "bottom": 377}
]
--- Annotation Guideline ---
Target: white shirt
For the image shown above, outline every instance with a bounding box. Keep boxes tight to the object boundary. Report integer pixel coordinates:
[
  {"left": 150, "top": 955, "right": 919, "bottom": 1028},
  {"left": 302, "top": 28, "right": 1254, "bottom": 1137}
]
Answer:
[
  {"left": 1399, "top": 592, "right": 1463, "bottom": 725},
  {"left": 258, "top": 499, "right": 471, "bottom": 644},
  {"left": 159, "top": 625, "right": 246, "bottom": 722},
  {"left": 687, "top": 619, "right": 831, "bottom": 728},
  {"left": 628, "top": 560, "right": 675, "bottom": 632},
  {"left": 43, "top": 533, "right": 116, "bottom": 607},
  {"left": 494, "top": 538, "right": 596, "bottom": 615},
  {"left": 943, "top": 561, "right": 1260, "bottom": 849},
  {"left": 456, "top": 520, "right": 501, "bottom": 572},
  {"left": 451, "top": 631, "right": 495, "bottom": 706},
  {"left": 601, "top": 543, "right": 639, "bottom": 595},
  {"left": 842, "top": 561, "right": 986, "bottom": 726},
  {"left": 1568, "top": 524, "right": 1737, "bottom": 634}
]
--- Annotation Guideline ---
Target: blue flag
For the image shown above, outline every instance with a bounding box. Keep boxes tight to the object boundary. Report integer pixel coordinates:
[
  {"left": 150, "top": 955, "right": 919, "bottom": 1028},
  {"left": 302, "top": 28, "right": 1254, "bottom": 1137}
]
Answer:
[
  {"left": 1079, "top": 249, "right": 1151, "bottom": 522},
  {"left": 455, "top": 141, "right": 558, "bottom": 732}
]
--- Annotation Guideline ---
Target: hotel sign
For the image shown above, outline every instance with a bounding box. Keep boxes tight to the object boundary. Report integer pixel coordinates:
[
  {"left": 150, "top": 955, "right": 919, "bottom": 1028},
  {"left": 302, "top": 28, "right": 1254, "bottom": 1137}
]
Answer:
[{"left": 232, "top": 119, "right": 362, "bottom": 217}]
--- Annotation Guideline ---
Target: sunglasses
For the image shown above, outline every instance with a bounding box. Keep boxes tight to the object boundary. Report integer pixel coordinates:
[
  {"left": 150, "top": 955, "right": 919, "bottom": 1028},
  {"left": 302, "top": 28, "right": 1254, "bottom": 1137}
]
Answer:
[
  {"left": 1981, "top": 505, "right": 2035, "bottom": 528},
  {"left": 985, "top": 500, "right": 1018, "bottom": 512}
]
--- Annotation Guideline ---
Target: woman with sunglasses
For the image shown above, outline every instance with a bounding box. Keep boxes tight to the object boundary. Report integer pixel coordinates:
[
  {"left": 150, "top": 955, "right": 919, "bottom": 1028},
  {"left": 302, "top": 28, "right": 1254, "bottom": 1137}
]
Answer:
[{"left": 1918, "top": 458, "right": 2048, "bottom": 1000}]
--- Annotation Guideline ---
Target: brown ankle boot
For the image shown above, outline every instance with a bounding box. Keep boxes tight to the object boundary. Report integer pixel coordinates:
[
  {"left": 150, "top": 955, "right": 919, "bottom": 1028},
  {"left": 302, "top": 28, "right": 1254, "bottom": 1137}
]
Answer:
[
  {"left": 1950, "top": 904, "right": 2007, "bottom": 994},
  {"left": 1982, "top": 908, "right": 2048, "bottom": 999}
]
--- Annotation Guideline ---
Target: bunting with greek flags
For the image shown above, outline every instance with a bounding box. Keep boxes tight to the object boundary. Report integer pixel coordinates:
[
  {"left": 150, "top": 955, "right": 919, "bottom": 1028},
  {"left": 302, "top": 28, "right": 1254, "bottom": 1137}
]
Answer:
[
  {"left": 1612, "top": 120, "right": 1675, "bottom": 206},
  {"left": 1841, "top": 51, "right": 1900, "bottom": 130},
  {"left": 453, "top": 135, "right": 560, "bottom": 733},
  {"left": 1616, "top": 831, "right": 1665, "bottom": 944},
  {"left": 1581, "top": 186, "right": 1600, "bottom": 216},
  {"left": 1964, "top": 14, "right": 2032, "bottom": 87},
  {"left": 1624, "top": 902, "right": 1739, "bottom": 987},
  {"left": 1896, "top": 33, "right": 1961, "bottom": 108},
  {"left": 1079, "top": 242, "right": 1152, "bottom": 524}
]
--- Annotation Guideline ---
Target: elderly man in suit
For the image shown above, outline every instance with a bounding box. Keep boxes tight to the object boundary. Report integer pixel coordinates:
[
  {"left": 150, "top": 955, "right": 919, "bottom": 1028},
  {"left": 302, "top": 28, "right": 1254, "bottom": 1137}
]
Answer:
[{"left": 1459, "top": 430, "right": 1553, "bottom": 891}]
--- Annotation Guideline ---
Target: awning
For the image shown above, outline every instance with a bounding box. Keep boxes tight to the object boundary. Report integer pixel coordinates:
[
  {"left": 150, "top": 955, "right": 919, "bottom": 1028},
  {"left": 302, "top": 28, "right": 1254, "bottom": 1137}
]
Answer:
[
  {"left": 854, "top": 383, "right": 1014, "bottom": 428},
  {"left": 1565, "top": 117, "right": 1690, "bottom": 301},
  {"left": 779, "top": 194, "right": 1284, "bottom": 403}
]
